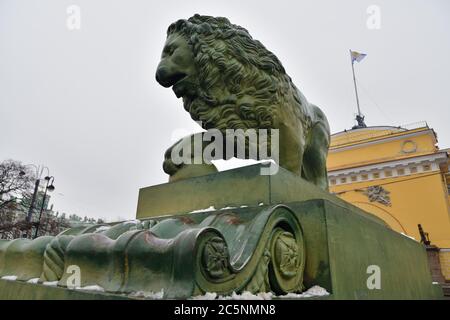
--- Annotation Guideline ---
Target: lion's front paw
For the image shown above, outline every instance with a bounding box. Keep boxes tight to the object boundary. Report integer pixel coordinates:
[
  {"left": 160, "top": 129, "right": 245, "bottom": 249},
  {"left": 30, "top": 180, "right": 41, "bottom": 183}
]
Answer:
[
  {"left": 163, "top": 134, "right": 219, "bottom": 182},
  {"left": 163, "top": 157, "right": 183, "bottom": 176},
  {"left": 163, "top": 144, "right": 184, "bottom": 176},
  {"left": 163, "top": 145, "right": 218, "bottom": 182}
]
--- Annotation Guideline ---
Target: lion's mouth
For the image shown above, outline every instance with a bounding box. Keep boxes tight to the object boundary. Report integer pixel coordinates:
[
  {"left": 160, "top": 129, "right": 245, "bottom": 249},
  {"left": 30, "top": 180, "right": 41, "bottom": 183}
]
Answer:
[
  {"left": 172, "top": 74, "right": 192, "bottom": 98},
  {"left": 170, "top": 72, "right": 188, "bottom": 87}
]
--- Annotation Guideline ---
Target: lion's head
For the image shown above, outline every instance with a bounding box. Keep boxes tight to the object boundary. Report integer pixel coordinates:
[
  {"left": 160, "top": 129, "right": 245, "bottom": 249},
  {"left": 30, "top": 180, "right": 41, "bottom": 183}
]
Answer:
[{"left": 156, "top": 14, "right": 306, "bottom": 131}]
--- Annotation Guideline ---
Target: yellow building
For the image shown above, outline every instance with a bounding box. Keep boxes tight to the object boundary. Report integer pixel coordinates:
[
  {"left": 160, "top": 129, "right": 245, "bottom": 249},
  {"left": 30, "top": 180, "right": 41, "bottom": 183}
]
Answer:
[{"left": 327, "top": 123, "right": 450, "bottom": 281}]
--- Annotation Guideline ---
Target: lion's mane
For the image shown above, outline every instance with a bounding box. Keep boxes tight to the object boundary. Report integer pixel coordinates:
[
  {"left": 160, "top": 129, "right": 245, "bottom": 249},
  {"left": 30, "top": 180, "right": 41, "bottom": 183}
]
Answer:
[{"left": 167, "top": 14, "right": 310, "bottom": 132}]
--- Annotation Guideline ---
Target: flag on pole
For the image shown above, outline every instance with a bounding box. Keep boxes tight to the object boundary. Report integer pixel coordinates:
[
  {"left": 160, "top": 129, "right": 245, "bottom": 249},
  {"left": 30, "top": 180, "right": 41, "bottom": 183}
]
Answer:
[{"left": 350, "top": 50, "right": 367, "bottom": 64}]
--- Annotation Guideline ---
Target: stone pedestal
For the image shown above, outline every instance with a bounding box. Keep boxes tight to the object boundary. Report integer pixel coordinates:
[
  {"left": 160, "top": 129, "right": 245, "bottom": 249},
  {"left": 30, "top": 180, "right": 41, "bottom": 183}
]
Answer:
[{"left": 0, "top": 164, "right": 444, "bottom": 299}]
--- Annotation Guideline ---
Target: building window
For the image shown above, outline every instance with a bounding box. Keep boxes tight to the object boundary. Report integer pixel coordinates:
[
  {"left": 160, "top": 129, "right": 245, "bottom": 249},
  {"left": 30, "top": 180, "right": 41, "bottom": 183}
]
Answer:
[
  {"left": 330, "top": 179, "right": 336, "bottom": 185},
  {"left": 340, "top": 177, "right": 347, "bottom": 183},
  {"left": 397, "top": 168, "right": 405, "bottom": 175},
  {"left": 351, "top": 175, "right": 357, "bottom": 182},
  {"left": 373, "top": 172, "right": 380, "bottom": 179},
  {"left": 410, "top": 166, "right": 417, "bottom": 174},
  {"left": 385, "top": 170, "right": 392, "bottom": 177},
  {"left": 423, "top": 164, "right": 431, "bottom": 171},
  {"left": 361, "top": 174, "right": 368, "bottom": 181}
]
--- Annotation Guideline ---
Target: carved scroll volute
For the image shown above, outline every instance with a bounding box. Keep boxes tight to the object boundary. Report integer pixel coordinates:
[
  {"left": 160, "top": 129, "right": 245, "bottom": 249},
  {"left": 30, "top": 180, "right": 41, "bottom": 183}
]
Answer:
[
  {"left": 200, "top": 235, "right": 232, "bottom": 280},
  {"left": 268, "top": 227, "right": 305, "bottom": 294}
]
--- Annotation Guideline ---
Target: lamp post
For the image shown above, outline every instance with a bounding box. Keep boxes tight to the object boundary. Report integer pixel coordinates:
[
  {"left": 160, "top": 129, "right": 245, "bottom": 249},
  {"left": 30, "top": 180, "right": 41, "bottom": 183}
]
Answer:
[
  {"left": 19, "top": 165, "right": 50, "bottom": 238},
  {"left": 33, "top": 176, "right": 55, "bottom": 239}
]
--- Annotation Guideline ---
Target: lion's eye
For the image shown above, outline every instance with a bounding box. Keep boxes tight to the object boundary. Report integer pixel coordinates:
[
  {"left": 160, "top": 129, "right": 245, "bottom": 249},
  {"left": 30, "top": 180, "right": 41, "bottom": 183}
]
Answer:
[{"left": 165, "top": 46, "right": 175, "bottom": 56}]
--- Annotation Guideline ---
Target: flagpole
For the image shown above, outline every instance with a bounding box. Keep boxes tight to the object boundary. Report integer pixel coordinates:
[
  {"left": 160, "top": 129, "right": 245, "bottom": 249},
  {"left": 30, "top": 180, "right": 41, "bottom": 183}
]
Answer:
[
  {"left": 350, "top": 50, "right": 366, "bottom": 128},
  {"left": 351, "top": 53, "right": 361, "bottom": 117}
]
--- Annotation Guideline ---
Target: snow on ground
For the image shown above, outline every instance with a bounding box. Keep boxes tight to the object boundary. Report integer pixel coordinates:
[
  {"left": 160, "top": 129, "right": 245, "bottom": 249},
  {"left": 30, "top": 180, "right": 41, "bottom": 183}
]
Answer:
[
  {"left": 1, "top": 274, "right": 327, "bottom": 300},
  {"left": 278, "top": 285, "right": 329, "bottom": 298},
  {"left": 190, "top": 203, "right": 267, "bottom": 214},
  {"left": 186, "top": 201, "right": 274, "bottom": 214},
  {"left": 219, "top": 291, "right": 274, "bottom": 300},
  {"left": 191, "top": 286, "right": 329, "bottom": 300},
  {"left": 400, "top": 233, "right": 417, "bottom": 241},
  {"left": 191, "top": 292, "right": 218, "bottom": 300},
  {"left": 130, "top": 289, "right": 165, "bottom": 299},
  {"left": 124, "top": 220, "right": 141, "bottom": 225},
  {"left": 95, "top": 226, "right": 111, "bottom": 232},
  {"left": 190, "top": 206, "right": 216, "bottom": 213},
  {"left": 75, "top": 285, "right": 105, "bottom": 292}
]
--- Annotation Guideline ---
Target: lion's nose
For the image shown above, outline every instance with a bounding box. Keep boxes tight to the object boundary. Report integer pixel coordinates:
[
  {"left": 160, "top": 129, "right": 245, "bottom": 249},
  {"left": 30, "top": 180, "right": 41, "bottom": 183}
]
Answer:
[{"left": 155, "top": 66, "right": 172, "bottom": 88}]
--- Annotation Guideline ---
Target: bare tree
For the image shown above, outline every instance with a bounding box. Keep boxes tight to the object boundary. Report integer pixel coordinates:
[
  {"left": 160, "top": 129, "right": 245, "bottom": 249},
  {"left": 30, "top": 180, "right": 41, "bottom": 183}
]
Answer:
[
  {"left": 0, "top": 159, "right": 100, "bottom": 239},
  {"left": 0, "top": 160, "right": 35, "bottom": 239},
  {"left": 0, "top": 159, "right": 35, "bottom": 210}
]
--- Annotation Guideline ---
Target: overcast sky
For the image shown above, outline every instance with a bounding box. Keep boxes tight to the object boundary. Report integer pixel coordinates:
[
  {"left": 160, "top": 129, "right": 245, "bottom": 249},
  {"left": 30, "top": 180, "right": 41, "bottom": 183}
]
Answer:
[{"left": 1, "top": 0, "right": 449, "bottom": 221}]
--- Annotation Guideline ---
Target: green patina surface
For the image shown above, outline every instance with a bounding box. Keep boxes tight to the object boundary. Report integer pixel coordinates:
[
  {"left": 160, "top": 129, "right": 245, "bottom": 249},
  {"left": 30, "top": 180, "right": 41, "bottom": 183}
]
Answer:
[
  {"left": 156, "top": 15, "right": 330, "bottom": 190},
  {"left": 0, "top": 203, "right": 307, "bottom": 298},
  {"left": 136, "top": 163, "right": 385, "bottom": 227},
  {"left": 291, "top": 200, "right": 443, "bottom": 299},
  {"left": 0, "top": 165, "right": 443, "bottom": 299}
]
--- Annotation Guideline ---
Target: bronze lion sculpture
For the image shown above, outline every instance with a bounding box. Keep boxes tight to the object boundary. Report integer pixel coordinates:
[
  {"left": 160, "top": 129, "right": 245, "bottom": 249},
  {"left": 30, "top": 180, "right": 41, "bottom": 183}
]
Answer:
[{"left": 156, "top": 14, "right": 330, "bottom": 190}]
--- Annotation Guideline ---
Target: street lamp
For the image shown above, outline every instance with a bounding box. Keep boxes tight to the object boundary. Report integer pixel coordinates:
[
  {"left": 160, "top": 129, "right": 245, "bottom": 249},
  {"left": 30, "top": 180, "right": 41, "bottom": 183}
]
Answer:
[
  {"left": 22, "top": 165, "right": 50, "bottom": 223},
  {"left": 19, "top": 165, "right": 50, "bottom": 238},
  {"left": 33, "top": 176, "right": 55, "bottom": 239}
]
